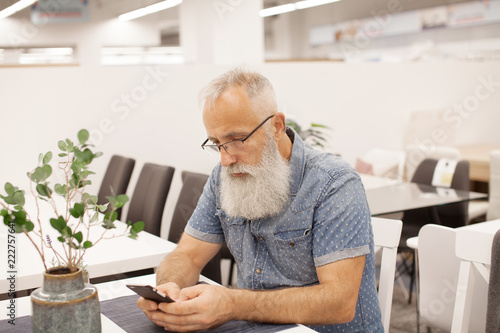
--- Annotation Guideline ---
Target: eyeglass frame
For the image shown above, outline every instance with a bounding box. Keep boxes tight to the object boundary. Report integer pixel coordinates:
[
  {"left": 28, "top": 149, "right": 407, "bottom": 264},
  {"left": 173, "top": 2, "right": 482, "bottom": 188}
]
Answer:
[{"left": 201, "top": 114, "right": 275, "bottom": 155}]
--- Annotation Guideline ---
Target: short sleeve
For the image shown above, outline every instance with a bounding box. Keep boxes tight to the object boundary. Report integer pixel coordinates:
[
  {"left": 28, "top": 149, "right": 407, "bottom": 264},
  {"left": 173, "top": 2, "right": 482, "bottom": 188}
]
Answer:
[
  {"left": 312, "top": 170, "right": 372, "bottom": 267},
  {"left": 185, "top": 170, "right": 225, "bottom": 244}
]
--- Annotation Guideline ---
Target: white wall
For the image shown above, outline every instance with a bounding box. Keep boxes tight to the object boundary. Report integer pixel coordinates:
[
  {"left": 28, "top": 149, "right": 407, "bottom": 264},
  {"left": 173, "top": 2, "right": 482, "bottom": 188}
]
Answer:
[
  {"left": 1, "top": 62, "right": 499, "bottom": 238},
  {"left": 0, "top": 1, "right": 162, "bottom": 66}
]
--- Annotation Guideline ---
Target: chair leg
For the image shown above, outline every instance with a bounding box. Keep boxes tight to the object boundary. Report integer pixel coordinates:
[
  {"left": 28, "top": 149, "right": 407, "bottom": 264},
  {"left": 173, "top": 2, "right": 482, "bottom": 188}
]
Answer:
[
  {"left": 227, "top": 259, "right": 235, "bottom": 286},
  {"left": 409, "top": 255, "right": 415, "bottom": 304}
]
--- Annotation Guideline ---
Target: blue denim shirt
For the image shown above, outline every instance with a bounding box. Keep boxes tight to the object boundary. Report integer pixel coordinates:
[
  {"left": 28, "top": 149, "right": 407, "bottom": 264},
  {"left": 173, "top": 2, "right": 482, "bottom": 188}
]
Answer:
[{"left": 186, "top": 129, "right": 383, "bottom": 333}]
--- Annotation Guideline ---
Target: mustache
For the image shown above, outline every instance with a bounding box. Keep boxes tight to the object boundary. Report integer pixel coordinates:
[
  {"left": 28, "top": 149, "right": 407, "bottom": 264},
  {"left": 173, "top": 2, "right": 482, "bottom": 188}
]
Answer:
[{"left": 223, "top": 163, "right": 259, "bottom": 176}]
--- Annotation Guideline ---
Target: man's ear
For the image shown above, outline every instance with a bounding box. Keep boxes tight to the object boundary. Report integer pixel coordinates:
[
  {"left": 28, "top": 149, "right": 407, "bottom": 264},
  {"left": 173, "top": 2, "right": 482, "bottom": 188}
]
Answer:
[{"left": 272, "top": 113, "right": 287, "bottom": 137}]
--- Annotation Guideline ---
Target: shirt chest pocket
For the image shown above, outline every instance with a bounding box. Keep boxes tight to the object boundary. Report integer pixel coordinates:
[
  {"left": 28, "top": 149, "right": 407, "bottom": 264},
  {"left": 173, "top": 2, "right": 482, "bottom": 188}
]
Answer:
[
  {"left": 272, "top": 228, "right": 317, "bottom": 284},
  {"left": 217, "top": 210, "right": 248, "bottom": 262}
]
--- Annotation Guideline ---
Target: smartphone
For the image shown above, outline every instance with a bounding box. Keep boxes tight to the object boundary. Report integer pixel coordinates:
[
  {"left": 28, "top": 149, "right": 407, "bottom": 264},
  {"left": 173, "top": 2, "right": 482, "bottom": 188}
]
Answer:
[{"left": 126, "top": 284, "right": 174, "bottom": 303}]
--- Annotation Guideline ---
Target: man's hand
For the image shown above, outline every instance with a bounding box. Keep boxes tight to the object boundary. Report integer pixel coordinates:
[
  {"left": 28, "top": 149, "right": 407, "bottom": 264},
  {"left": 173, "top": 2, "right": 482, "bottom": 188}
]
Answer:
[
  {"left": 136, "top": 282, "right": 182, "bottom": 327},
  {"left": 138, "top": 283, "right": 234, "bottom": 332}
]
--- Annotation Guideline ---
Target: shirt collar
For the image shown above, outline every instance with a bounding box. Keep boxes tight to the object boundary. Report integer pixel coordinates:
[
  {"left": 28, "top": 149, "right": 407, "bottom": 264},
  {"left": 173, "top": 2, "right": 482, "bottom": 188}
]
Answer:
[{"left": 286, "top": 127, "right": 306, "bottom": 196}]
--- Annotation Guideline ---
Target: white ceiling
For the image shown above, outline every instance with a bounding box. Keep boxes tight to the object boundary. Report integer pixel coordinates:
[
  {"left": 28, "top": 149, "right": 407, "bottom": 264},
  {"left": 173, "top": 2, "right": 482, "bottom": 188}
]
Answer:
[{"left": 0, "top": 0, "right": 472, "bottom": 21}]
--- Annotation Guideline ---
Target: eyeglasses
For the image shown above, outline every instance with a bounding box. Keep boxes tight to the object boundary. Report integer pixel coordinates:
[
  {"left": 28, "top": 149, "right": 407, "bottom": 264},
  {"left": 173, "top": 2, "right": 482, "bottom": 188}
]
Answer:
[{"left": 201, "top": 114, "right": 275, "bottom": 155}]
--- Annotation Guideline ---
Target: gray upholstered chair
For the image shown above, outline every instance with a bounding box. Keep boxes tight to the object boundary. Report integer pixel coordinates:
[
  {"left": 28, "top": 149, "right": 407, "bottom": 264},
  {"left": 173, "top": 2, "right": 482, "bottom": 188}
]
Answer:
[
  {"left": 125, "top": 163, "right": 175, "bottom": 237},
  {"left": 97, "top": 155, "right": 135, "bottom": 220},
  {"left": 169, "top": 171, "right": 223, "bottom": 284}
]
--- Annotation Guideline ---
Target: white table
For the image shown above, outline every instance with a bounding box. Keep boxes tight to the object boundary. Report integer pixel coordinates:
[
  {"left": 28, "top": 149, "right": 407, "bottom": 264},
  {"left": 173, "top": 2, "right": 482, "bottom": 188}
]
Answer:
[
  {"left": 1, "top": 274, "right": 316, "bottom": 332},
  {"left": 451, "top": 219, "right": 500, "bottom": 333},
  {"left": 0, "top": 195, "right": 176, "bottom": 292}
]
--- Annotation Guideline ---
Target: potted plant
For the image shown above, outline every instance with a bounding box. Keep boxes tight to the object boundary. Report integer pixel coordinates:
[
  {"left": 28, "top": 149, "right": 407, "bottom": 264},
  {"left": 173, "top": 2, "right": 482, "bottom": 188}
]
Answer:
[
  {"left": 286, "top": 119, "right": 332, "bottom": 149},
  {"left": 0, "top": 129, "right": 144, "bottom": 333}
]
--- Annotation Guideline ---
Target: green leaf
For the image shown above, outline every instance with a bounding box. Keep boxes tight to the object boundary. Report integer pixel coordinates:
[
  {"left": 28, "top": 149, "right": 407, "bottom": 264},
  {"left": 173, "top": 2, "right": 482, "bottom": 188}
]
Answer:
[
  {"left": 42, "top": 152, "right": 52, "bottom": 165},
  {"left": 65, "top": 139, "right": 74, "bottom": 153},
  {"left": 310, "top": 123, "right": 331, "bottom": 129},
  {"left": 13, "top": 191, "right": 25, "bottom": 206},
  {"left": 5, "top": 182, "right": 15, "bottom": 196},
  {"left": 58, "top": 153, "right": 68, "bottom": 157},
  {"left": 36, "top": 184, "right": 52, "bottom": 197},
  {"left": 38, "top": 153, "right": 43, "bottom": 164},
  {"left": 78, "top": 129, "right": 89, "bottom": 144},
  {"left": 12, "top": 210, "right": 26, "bottom": 222},
  {"left": 73, "top": 231, "right": 83, "bottom": 243},
  {"left": 50, "top": 216, "right": 66, "bottom": 232},
  {"left": 31, "top": 165, "right": 52, "bottom": 182},
  {"left": 106, "top": 196, "right": 118, "bottom": 208},
  {"left": 104, "top": 211, "right": 117, "bottom": 222},
  {"left": 54, "top": 184, "right": 67, "bottom": 196},
  {"left": 131, "top": 221, "right": 144, "bottom": 233},
  {"left": 83, "top": 241, "right": 93, "bottom": 249},
  {"left": 90, "top": 212, "right": 99, "bottom": 223},
  {"left": 69, "top": 202, "right": 85, "bottom": 218},
  {"left": 57, "top": 236, "right": 65, "bottom": 242},
  {"left": 24, "top": 221, "right": 34, "bottom": 232},
  {"left": 58, "top": 140, "right": 67, "bottom": 151}
]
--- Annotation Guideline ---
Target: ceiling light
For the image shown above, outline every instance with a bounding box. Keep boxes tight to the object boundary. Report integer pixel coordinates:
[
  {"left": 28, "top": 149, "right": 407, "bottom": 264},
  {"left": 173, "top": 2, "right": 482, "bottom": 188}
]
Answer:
[
  {"left": 0, "top": 0, "right": 37, "bottom": 19},
  {"left": 295, "top": 0, "right": 341, "bottom": 10},
  {"left": 119, "top": 0, "right": 182, "bottom": 21},
  {"left": 260, "top": 0, "right": 341, "bottom": 17},
  {"left": 259, "top": 4, "right": 296, "bottom": 17}
]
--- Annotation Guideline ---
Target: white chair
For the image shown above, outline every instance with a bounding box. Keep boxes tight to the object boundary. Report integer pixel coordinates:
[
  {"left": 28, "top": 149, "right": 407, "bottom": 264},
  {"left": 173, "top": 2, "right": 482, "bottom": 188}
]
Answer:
[
  {"left": 451, "top": 220, "right": 499, "bottom": 333},
  {"left": 416, "top": 224, "right": 487, "bottom": 332},
  {"left": 371, "top": 217, "right": 402, "bottom": 332},
  {"left": 356, "top": 148, "right": 406, "bottom": 182},
  {"left": 487, "top": 150, "right": 500, "bottom": 221}
]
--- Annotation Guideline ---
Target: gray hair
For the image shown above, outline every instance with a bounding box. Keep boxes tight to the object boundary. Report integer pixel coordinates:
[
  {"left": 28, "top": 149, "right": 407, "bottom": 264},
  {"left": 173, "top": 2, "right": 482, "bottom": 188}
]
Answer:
[{"left": 199, "top": 67, "right": 277, "bottom": 119}]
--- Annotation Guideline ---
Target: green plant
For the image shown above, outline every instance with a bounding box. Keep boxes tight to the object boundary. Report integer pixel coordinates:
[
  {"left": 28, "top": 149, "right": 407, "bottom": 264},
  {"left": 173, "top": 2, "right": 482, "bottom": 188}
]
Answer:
[
  {"left": 0, "top": 129, "right": 144, "bottom": 273},
  {"left": 286, "top": 119, "right": 331, "bottom": 148}
]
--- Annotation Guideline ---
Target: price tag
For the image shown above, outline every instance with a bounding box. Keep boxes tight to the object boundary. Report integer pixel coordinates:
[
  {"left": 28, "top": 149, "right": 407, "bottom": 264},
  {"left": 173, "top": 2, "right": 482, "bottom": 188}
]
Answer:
[{"left": 432, "top": 159, "right": 458, "bottom": 188}]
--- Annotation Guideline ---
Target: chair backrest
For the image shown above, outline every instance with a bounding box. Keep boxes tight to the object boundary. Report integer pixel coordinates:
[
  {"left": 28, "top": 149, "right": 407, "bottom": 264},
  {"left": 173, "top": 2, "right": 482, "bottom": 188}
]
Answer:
[
  {"left": 418, "top": 224, "right": 487, "bottom": 332},
  {"left": 126, "top": 163, "right": 175, "bottom": 237},
  {"left": 405, "top": 158, "right": 470, "bottom": 228},
  {"left": 168, "top": 171, "right": 209, "bottom": 244},
  {"left": 404, "top": 144, "right": 461, "bottom": 182},
  {"left": 371, "top": 217, "right": 402, "bottom": 332},
  {"left": 487, "top": 150, "right": 500, "bottom": 220},
  {"left": 97, "top": 155, "right": 135, "bottom": 220},
  {"left": 168, "top": 171, "right": 222, "bottom": 284}
]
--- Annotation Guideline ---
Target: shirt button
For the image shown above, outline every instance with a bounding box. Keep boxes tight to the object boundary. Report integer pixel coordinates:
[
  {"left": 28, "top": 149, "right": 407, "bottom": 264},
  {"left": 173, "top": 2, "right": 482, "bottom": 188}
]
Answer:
[
  {"left": 290, "top": 242, "right": 295, "bottom": 247},
  {"left": 256, "top": 269, "right": 261, "bottom": 274},
  {"left": 258, "top": 237, "right": 263, "bottom": 241},
  {"left": 227, "top": 218, "right": 230, "bottom": 222}
]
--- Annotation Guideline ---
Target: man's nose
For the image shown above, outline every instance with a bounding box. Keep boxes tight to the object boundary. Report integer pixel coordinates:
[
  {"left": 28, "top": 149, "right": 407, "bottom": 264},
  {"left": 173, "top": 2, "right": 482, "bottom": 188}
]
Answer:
[{"left": 220, "top": 148, "right": 237, "bottom": 167}]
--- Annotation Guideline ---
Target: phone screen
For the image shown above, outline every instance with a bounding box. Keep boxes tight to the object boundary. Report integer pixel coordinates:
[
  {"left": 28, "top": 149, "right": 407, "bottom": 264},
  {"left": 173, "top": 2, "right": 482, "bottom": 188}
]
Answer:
[{"left": 126, "top": 284, "right": 174, "bottom": 303}]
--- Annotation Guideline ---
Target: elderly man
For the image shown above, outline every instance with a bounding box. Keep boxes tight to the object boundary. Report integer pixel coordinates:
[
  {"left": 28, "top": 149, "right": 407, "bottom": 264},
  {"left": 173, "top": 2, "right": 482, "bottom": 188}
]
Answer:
[{"left": 137, "top": 68, "right": 383, "bottom": 332}]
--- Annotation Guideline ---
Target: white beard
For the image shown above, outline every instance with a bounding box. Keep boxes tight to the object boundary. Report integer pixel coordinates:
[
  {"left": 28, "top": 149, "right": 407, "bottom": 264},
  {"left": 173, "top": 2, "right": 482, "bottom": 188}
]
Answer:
[{"left": 220, "top": 135, "right": 291, "bottom": 220}]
